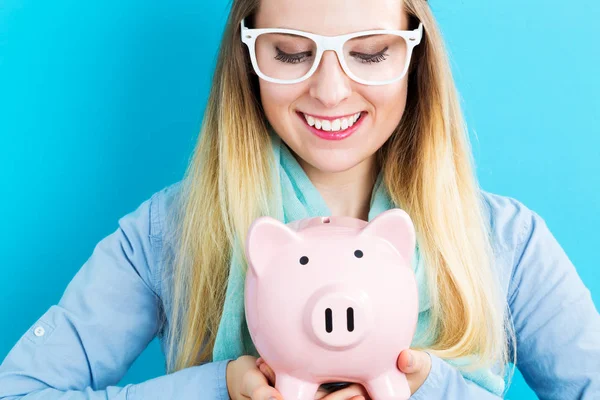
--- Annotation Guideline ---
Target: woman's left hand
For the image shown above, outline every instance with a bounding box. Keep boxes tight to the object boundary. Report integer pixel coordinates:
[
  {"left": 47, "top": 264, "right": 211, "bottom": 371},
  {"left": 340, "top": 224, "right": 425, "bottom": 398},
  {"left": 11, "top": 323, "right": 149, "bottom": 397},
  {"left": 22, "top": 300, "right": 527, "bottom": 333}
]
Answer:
[{"left": 396, "top": 349, "right": 432, "bottom": 395}]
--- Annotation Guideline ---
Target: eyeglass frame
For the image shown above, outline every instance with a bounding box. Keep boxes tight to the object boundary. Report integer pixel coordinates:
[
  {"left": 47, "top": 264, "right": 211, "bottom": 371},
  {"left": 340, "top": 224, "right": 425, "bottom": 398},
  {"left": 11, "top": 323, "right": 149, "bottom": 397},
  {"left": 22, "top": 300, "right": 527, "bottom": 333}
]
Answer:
[{"left": 240, "top": 18, "right": 424, "bottom": 86}]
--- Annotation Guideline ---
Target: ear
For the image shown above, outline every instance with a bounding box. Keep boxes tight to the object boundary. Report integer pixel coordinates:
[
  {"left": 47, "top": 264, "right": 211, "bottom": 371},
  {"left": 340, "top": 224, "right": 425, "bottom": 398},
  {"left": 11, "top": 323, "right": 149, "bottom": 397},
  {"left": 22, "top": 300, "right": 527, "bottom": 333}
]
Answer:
[
  {"left": 245, "top": 216, "right": 301, "bottom": 277},
  {"left": 359, "top": 208, "right": 416, "bottom": 265}
]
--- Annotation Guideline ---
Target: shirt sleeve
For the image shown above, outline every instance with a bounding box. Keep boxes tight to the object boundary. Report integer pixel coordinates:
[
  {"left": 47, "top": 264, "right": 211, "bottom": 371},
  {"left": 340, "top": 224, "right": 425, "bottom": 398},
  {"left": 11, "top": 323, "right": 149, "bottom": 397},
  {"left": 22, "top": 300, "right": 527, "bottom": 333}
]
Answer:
[
  {"left": 409, "top": 202, "right": 600, "bottom": 400},
  {"left": 0, "top": 191, "right": 232, "bottom": 400},
  {"left": 409, "top": 353, "right": 503, "bottom": 399},
  {"left": 507, "top": 209, "right": 600, "bottom": 399}
]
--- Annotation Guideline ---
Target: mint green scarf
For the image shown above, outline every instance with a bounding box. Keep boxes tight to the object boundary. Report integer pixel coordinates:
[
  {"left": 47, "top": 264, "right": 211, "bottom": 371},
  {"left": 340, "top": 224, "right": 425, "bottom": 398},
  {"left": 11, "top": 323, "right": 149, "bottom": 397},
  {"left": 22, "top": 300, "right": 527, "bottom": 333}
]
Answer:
[{"left": 211, "top": 131, "right": 505, "bottom": 397}]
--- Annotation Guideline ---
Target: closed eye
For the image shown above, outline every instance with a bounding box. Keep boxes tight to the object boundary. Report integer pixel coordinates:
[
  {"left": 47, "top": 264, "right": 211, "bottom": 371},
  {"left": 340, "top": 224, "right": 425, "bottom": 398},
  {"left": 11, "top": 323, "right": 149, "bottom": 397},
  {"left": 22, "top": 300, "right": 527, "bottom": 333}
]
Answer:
[
  {"left": 275, "top": 48, "right": 313, "bottom": 64},
  {"left": 349, "top": 47, "right": 389, "bottom": 63}
]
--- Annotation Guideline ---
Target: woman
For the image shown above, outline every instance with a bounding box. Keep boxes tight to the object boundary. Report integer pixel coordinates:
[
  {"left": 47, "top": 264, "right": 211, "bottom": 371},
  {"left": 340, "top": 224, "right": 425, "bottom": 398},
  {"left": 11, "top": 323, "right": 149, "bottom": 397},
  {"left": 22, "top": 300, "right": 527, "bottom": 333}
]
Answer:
[{"left": 1, "top": 0, "right": 598, "bottom": 399}]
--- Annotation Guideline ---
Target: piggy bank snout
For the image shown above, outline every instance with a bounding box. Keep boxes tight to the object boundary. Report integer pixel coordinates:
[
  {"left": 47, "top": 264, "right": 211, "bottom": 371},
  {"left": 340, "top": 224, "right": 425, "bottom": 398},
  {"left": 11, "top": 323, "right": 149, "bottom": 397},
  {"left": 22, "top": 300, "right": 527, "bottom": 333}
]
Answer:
[{"left": 307, "top": 287, "right": 372, "bottom": 350}]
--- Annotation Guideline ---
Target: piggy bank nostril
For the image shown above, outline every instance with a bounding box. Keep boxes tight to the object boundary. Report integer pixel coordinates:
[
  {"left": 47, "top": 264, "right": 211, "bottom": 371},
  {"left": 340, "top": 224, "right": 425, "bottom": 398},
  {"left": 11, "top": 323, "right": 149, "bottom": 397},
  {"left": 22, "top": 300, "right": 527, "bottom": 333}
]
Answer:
[
  {"left": 322, "top": 217, "right": 331, "bottom": 223},
  {"left": 347, "top": 307, "right": 355, "bottom": 332},
  {"left": 325, "top": 308, "right": 333, "bottom": 333},
  {"left": 324, "top": 307, "right": 356, "bottom": 334}
]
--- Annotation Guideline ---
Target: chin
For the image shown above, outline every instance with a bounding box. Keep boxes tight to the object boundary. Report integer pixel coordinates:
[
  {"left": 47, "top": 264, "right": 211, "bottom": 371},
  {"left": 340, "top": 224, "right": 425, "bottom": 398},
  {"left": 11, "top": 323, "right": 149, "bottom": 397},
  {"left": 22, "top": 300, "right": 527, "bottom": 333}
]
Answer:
[{"left": 298, "top": 148, "right": 371, "bottom": 174}]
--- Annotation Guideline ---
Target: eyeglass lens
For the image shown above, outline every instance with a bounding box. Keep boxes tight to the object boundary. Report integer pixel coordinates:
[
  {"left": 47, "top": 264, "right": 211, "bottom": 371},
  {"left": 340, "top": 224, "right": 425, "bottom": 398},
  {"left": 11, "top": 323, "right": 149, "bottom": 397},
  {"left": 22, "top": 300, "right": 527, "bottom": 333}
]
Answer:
[{"left": 254, "top": 32, "right": 409, "bottom": 82}]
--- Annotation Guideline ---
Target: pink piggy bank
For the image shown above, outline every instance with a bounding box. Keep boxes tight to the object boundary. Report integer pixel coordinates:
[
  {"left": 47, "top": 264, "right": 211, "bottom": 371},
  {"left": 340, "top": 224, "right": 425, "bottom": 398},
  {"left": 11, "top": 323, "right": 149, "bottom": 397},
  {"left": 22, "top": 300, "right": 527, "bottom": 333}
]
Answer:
[{"left": 244, "top": 208, "right": 419, "bottom": 400}]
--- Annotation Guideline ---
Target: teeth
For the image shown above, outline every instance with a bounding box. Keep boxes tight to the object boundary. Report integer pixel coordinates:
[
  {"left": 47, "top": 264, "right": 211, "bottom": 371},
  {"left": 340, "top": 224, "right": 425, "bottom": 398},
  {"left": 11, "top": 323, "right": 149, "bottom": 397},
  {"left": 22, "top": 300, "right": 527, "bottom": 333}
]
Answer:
[{"left": 303, "top": 112, "right": 362, "bottom": 132}]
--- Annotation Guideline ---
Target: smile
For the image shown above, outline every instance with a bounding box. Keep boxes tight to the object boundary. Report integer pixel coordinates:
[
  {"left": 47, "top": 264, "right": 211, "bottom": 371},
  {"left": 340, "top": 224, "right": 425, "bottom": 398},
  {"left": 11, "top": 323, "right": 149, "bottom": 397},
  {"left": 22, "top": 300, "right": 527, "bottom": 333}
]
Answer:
[
  {"left": 301, "top": 112, "right": 363, "bottom": 132},
  {"left": 297, "top": 111, "right": 367, "bottom": 141}
]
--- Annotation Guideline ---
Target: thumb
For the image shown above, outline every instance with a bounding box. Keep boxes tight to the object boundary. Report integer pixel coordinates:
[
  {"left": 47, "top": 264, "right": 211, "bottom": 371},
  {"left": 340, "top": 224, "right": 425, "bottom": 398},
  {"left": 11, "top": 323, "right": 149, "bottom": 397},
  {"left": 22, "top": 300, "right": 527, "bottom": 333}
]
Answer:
[
  {"left": 258, "top": 361, "right": 276, "bottom": 385},
  {"left": 397, "top": 349, "right": 422, "bottom": 374}
]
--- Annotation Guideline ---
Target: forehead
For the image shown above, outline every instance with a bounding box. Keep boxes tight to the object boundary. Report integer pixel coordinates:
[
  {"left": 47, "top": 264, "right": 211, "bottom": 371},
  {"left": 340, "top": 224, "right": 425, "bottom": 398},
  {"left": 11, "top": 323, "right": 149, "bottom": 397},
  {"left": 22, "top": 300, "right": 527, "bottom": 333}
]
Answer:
[{"left": 255, "top": 0, "right": 407, "bottom": 34}]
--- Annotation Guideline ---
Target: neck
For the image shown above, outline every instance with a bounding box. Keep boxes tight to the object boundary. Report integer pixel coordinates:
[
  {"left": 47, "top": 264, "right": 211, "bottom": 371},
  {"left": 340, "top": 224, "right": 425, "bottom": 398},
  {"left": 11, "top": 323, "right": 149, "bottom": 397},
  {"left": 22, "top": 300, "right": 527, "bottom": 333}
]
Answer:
[{"left": 295, "top": 154, "right": 379, "bottom": 221}]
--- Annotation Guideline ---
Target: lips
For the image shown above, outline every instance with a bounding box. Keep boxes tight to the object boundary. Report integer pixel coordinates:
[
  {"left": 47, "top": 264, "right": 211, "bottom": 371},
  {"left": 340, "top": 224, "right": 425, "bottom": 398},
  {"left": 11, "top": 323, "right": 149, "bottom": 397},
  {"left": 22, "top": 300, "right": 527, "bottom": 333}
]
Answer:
[
  {"left": 297, "top": 111, "right": 367, "bottom": 141},
  {"left": 301, "top": 112, "right": 362, "bottom": 132}
]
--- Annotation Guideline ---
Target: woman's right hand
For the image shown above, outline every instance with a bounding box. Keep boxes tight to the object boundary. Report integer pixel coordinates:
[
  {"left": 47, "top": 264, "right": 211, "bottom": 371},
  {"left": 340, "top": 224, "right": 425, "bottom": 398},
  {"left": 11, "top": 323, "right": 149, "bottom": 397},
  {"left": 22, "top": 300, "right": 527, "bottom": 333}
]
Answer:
[{"left": 226, "top": 355, "right": 284, "bottom": 400}]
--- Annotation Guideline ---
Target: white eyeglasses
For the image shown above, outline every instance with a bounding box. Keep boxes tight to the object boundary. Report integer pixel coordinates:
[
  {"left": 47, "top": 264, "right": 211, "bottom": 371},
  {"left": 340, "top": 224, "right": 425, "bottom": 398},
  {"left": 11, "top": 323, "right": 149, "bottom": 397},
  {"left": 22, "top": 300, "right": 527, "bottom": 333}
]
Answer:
[{"left": 240, "top": 18, "right": 423, "bottom": 86}]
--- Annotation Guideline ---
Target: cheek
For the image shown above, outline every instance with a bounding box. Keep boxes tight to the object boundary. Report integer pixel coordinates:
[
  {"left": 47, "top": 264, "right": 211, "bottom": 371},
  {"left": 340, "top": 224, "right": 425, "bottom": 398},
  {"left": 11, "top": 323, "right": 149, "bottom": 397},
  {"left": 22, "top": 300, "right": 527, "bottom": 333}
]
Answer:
[
  {"left": 259, "top": 80, "right": 304, "bottom": 114},
  {"left": 368, "top": 80, "right": 409, "bottom": 116}
]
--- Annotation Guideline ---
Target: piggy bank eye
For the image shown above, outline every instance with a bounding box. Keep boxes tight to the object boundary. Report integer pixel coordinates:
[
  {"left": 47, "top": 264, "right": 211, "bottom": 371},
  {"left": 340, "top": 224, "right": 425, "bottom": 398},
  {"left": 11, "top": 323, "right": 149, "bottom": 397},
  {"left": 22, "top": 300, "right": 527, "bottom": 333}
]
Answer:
[
  {"left": 299, "top": 256, "right": 309, "bottom": 265},
  {"left": 354, "top": 250, "right": 363, "bottom": 258}
]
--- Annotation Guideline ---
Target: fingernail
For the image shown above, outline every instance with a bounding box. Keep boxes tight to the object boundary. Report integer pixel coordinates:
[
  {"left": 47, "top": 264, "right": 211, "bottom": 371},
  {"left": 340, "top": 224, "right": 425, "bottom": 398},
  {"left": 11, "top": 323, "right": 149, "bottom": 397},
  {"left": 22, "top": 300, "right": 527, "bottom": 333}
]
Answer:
[{"left": 407, "top": 352, "right": 414, "bottom": 368}]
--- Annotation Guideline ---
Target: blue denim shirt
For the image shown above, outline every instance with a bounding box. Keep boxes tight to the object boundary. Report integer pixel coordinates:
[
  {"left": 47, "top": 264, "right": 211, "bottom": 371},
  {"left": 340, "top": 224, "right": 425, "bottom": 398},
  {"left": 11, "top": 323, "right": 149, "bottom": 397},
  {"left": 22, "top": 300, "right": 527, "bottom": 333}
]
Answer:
[{"left": 1, "top": 181, "right": 599, "bottom": 399}]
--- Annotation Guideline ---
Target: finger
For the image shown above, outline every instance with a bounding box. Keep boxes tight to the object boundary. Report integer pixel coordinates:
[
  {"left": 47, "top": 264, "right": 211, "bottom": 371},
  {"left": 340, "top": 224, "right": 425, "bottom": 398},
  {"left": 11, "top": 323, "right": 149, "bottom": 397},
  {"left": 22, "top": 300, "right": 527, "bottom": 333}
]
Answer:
[
  {"left": 398, "top": 349, "right": 421, "bottom": 374},
  {"left": 258, "top": 362, "right": 276, "bottom": 385},
  {"left": 315, "top": 391, "right": 364, "bottom": 400},
  {"left": 396, "top": 349, "right": 413, "bottom": 372},
  {"left": 256, "top": 357, "right": 264, "bottom": 367},
  {"left": 242, "top": 368, "right": 271, "bottom": 399},
  {"left": 397, "top": 349, "right": 424, "bottom": 374},
  {"left": 250, "top": 383, "right": 283, "bottom": 400},
  {"left": 315, "top": 388, "right": 329, "bottom": 400},
  {"left": 318, "top": 383, "right": 368, "bottom": 400}
]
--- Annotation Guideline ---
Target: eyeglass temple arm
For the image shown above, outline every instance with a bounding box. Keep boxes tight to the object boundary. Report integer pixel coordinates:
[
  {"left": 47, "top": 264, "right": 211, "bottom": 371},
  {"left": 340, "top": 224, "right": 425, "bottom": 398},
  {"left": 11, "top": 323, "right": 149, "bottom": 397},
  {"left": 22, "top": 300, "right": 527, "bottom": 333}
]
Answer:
[{"left": 415, "top": 22, "right": 424, "bottom": 43}]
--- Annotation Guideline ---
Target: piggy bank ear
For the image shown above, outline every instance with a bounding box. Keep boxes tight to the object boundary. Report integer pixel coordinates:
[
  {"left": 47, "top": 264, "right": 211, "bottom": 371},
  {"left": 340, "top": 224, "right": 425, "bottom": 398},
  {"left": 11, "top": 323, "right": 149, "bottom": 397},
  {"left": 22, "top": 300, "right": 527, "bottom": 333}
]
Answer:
[
  {"left": 245, "top": 216, "right": 301, "bottom": 277},
  {"left": 359, "top": 208, "right": 416, "bottom": 264}
]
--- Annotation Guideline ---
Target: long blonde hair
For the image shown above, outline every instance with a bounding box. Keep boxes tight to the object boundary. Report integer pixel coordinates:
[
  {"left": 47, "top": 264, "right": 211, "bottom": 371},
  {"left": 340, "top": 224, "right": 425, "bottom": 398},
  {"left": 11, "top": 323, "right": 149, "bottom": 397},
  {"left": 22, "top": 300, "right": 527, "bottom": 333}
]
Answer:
[{"left": 164, "top": 0, "right": 516, "bottom": 390}]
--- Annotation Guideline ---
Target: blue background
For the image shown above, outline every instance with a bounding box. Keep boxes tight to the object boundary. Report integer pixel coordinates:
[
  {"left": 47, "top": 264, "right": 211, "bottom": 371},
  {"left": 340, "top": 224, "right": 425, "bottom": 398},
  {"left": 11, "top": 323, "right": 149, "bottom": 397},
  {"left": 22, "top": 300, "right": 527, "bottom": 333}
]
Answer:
[{"left": 1, "top": 0, "right": 598, "bottom": 398}]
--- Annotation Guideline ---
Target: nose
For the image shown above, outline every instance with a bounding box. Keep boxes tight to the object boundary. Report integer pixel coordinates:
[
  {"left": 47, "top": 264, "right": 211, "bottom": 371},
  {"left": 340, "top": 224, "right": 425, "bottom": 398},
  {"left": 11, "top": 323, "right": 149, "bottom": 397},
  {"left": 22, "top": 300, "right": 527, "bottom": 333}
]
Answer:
[
  {"left": 306, "top": 285, "right": 372, "bottom": 349},
  {"left": 308, "top": 51, "right": 353, "bottom": 109}
]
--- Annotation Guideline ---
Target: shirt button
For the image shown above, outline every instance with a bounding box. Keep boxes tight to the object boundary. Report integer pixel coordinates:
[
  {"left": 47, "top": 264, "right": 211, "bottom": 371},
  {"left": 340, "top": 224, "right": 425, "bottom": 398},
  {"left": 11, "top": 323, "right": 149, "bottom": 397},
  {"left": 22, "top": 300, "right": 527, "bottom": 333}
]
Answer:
[{"left": 33, "top": 326, "right": 45, "bottom": 337}]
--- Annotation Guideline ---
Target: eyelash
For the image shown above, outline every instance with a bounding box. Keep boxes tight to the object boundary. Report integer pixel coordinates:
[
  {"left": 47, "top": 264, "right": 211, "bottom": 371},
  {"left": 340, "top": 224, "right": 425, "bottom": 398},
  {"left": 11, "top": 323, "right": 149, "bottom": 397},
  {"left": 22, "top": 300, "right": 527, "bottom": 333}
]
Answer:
[
  {"left": 274, "top": 49, "right": 312, "bottom": 64},
  {"left": 274, "top": 47, "right": 389, "bottom": 64},
  {"left": 351, "top": 48, "right": 389, "bottom": 64}
]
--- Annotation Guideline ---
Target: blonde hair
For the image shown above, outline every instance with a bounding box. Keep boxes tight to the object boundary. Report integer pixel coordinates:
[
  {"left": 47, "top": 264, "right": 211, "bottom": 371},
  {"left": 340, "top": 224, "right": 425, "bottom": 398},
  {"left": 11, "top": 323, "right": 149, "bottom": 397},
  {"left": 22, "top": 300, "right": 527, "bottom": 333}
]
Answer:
[{"left": 164, "top": 0, "right": 516, "bottom": 391}]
